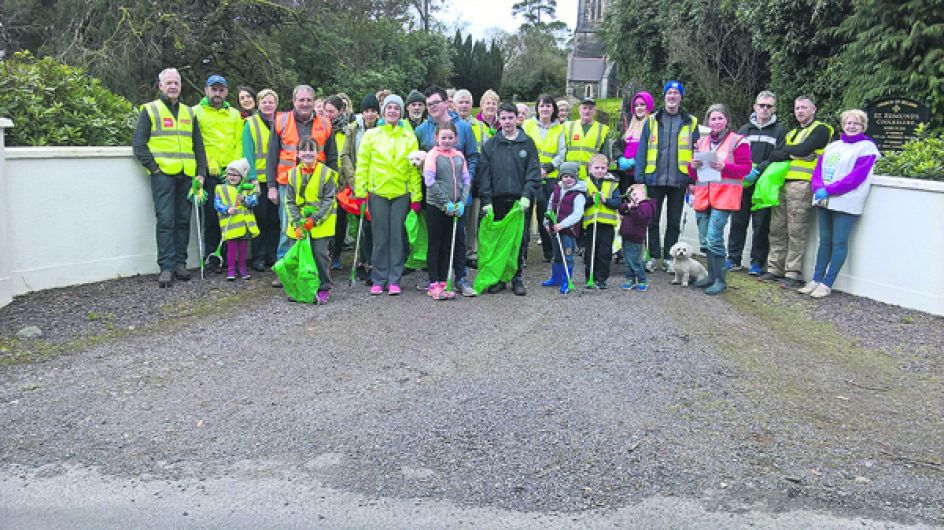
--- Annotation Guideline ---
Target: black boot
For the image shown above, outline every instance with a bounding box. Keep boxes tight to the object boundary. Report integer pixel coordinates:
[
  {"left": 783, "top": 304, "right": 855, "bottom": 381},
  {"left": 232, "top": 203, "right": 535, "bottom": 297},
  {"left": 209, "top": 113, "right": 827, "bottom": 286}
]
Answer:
[
  {"left": 706, "top": 254, "right": 727, "bottom": 295},
  {"left": 694, "top": 252, "right": 715, "bottom": 288}
]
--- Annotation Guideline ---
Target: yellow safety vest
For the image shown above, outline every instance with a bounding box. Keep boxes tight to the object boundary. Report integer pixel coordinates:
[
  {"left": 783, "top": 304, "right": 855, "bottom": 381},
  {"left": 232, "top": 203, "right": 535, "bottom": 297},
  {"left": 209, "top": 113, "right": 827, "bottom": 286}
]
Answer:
[
  {"left": 245, "top": 113, "right": 271, "bottom": 182},
  {"left": 785, "top": 120, "right": 834, "bottom": 181},
  {"left": 143, "top": 100, "right": 197, "bottom": 177},
  {"left": 582, "top": 178, "right": 620, "bottom": 228},
  {"left": 334, "top": 131, "right": 346, "bottom": 171},
  {"left": 522, "top": 118, "right": 564, "bottom": 179},
  {"left": 643, "top": 114, "right": 698, "bottom": 174},
  {"left": 564, "top": 120, "right": 610, "bottom": 180},
  {"left": 217, "top": 184, "right": 259, "bottom": 240},
  {"left": 286, "top": 163, "right": 338, "bottom": 240},
  {"left": 467, "top": 118, "right": 491, "bottom": 150}
]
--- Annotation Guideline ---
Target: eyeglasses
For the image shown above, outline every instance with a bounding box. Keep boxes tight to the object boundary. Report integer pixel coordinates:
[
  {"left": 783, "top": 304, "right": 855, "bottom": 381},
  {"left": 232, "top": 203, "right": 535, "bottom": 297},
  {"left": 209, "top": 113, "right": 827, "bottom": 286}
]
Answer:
[
  {"left": 426, "top": 99, "right": 443, "bottom": 106},
  {"left": 755, "top": 103, "right": 775, "bottom": 109}
]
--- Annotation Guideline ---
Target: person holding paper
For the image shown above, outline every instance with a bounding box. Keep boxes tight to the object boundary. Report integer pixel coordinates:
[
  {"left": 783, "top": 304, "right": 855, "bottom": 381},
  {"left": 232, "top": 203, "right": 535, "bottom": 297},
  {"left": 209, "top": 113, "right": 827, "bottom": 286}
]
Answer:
[{"left": 687, "top": 104, "right": 752, "bottom": 295}]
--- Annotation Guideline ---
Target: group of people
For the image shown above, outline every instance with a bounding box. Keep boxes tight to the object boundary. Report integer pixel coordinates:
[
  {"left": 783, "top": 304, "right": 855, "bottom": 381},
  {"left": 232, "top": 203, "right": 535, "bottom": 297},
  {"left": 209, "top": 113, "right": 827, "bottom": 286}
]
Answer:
[{"left": 132, "top": 68, "right": 879, "bottom": 302}]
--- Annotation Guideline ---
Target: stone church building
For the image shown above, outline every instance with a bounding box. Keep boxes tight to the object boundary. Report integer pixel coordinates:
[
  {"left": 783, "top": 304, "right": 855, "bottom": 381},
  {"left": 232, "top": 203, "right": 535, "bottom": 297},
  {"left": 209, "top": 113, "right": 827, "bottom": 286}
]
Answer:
[{"left": 566, "top": 0, "right": 618, "bottom": 99}]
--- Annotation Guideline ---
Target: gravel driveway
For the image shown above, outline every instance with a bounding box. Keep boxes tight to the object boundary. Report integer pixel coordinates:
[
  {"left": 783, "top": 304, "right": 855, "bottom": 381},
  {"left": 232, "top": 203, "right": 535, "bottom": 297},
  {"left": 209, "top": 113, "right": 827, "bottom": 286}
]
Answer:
[{"left": 1, "top": 248, "right": 942, "bottom": 528}]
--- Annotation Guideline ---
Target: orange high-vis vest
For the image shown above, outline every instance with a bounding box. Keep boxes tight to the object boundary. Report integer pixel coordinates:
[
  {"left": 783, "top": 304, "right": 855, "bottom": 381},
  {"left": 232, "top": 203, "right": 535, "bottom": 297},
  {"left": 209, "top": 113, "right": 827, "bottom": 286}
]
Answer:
[
  {"left": 274, "top": 111, "right": 331, "bottom": 185},
  {"left": 692, "top": 132, "right": 744, "bottom": 212}
]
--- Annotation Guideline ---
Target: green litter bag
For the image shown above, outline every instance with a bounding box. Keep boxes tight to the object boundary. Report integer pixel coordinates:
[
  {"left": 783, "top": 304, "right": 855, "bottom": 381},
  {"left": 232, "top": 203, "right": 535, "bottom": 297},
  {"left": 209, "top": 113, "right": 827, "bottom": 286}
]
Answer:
[
  {"left": 272, "top": 236, "right": 320, "bottom": 303},
  {"left": 473, "top": 202, "right": 525, "bottom": 294},
  {"left": 751, "top": 160, "right": 790, "bottom": 211},
  {"left": 404, "top": 209, "right": 428, "bottom": 270}
]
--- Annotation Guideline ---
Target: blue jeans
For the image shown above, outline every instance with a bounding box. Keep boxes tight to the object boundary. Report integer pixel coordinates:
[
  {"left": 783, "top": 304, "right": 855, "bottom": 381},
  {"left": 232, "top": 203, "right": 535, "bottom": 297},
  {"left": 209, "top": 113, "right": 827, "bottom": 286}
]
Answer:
[
  {"left": 813, "top": 208, "right": 857, "bottom": 287},
  {"left": 622, "top": 240, "right": 647, "bottom": 284},
  {"left": 553, "top": 232, "right": 576, "bottom": 279},
  {"left": 276, "top": 185, "right": 293, "bottom": 260},
  {"left": 696, "top": 208, "right": 731, "bottom": 256}
]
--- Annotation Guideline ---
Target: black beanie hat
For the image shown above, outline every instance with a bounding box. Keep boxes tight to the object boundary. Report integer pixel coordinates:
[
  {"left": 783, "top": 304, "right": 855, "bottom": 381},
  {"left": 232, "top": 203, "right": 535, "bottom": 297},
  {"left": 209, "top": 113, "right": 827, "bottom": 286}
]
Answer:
[
  {"left": 360, "top": 92, "right": 379, "bottom": 112},
  {"left": 406, "top": 89, "right": 425, "bottom": 106}
]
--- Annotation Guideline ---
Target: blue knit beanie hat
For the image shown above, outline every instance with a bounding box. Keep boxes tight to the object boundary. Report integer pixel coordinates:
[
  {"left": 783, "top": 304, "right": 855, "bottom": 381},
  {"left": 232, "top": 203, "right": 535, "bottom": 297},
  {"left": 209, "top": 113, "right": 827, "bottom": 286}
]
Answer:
[{"left": 663, "top": 80, "right": 684, "bottom": 96}]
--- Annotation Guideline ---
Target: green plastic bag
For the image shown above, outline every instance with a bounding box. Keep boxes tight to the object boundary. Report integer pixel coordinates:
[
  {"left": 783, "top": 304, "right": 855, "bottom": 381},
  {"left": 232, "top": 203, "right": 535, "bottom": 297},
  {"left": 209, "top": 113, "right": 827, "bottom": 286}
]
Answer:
[
  {"left": 272, "top": 236, "right": 320, "bottom": 303},
  {"left": 404, "top": 210, "right": 428, "bottom": 270},
  {"left": 473, "top": 202, "right": 525, "bottom": 294},
  {"left": 751, "top": 161, "right": 790, "bottom": 211}
]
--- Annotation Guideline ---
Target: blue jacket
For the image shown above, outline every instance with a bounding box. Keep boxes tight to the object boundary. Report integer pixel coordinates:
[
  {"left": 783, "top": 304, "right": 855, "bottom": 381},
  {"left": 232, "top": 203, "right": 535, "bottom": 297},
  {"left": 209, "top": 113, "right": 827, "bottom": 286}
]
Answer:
[{"left": 414, "top": 111, "right": 479, "bottom": 181}]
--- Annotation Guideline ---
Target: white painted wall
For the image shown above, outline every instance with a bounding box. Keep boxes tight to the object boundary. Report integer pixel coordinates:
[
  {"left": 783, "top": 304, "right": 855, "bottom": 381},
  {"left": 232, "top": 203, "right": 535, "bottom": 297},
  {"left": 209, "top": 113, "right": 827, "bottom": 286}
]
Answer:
[
  {"left": 2, "top": 146, "right": 198, "bottom": 300},
  {"left": 0, "top": 140, "right": 942, "bottom": 315}
]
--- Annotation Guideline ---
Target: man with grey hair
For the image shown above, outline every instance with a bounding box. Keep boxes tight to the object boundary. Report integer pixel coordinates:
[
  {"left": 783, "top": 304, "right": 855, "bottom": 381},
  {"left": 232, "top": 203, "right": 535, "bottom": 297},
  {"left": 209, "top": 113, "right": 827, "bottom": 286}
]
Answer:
[
  {"left": 760, "top": 95, "right": 833, "bottom": 288},
  {"left": 727, "top": 90, "right": 786, "bottom": 276},
  {"left": 132, "top": 67, "right": 208, "bottom": 287},
  {"left": 266, "top": 84, "right": 334, "bottom": 286}
]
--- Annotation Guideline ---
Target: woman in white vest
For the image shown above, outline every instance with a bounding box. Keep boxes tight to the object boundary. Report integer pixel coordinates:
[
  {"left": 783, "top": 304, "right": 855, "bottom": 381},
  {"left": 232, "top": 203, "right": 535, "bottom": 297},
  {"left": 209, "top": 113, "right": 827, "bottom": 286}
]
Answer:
[{"left": 799, "top": 109, "right": 880, "bottom": 298}]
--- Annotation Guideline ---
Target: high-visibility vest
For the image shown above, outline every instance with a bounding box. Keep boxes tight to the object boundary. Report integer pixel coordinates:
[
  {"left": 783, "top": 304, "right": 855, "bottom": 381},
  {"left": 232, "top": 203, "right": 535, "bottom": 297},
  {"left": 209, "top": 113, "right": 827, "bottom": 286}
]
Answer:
[
  {"left": 466, "top": 117, "right": 491, "bottom": 150},
  {"left": 643, "top": 114, "right": 697, "bottom": 174},
  {"left": 245, "top": 113, "right": 271, "bottom": 182},
  {"left": 334, "top": 130, "right": 346, "bottom": 170},
  {"left": 274, "top": 111, "right": 332, "bottom": 186},
  {"left": 216, "top": 184, "right": 260, "bottom": 240},
  {"left": 582, "top": 178, "right": 620, "bottom": 228},
  {"left": 286, "top": 162, "right": 338, "bottom": 240},
  {"left": 785, "top": 120, "right": 833, "bottom": 181},
  {"left": 522, "top": 118, "right": 564, "bottom": 179},
  {"left": 564, "top": 120, "right": 610, "bottom": 180},
  {"left": 692, "top": 132, "right": 745, "bottom": 212},
  {"left": 143, "top": 100, "right": 197, "bottom": 177}
]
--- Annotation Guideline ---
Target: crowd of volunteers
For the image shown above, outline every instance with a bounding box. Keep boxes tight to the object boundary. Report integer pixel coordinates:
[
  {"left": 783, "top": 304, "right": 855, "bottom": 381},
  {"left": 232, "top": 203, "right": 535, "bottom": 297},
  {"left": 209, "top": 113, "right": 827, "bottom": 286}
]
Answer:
[{"left": 132, "top": 68, "right": 879, "bottom": 302}]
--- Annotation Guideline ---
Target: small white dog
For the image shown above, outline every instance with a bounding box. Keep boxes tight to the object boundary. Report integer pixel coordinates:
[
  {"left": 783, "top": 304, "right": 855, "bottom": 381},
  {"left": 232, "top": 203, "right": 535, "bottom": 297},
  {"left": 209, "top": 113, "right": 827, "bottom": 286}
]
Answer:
[
  {"left": 668, "top": 242, "right": 708, "bottom": 286},
  {"left": 407, "top": 150, "right": 427, "bottom": 168}
]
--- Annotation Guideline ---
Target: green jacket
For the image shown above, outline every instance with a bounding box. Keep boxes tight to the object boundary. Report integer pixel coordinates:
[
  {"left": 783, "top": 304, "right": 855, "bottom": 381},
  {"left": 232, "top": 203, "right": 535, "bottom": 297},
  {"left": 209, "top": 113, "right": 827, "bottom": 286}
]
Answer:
[
  {"left": 193, "top": 97, "right": 243, "bottom": 176},
  {"left": 354, "top": 122, "right": 422, "bottom": 201}
]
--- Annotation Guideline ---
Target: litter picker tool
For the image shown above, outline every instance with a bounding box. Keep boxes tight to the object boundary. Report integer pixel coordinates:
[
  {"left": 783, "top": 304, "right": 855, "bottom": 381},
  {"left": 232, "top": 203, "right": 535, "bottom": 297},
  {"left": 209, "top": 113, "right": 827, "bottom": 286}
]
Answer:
[
  {"left": 350, "top": 201, "right": 366, "bottom": 287},
  {"left": 586, "top": 191, "right": 600, "bottom": 289},
  {"left": 188, "top": 177, "right": 207, "bottom": 279},
  {"left": 444, "top": 214, "right": 459, "bottom": 293},
  {"left": 545, "top": 211, "right": 575, "bottom": 294}
]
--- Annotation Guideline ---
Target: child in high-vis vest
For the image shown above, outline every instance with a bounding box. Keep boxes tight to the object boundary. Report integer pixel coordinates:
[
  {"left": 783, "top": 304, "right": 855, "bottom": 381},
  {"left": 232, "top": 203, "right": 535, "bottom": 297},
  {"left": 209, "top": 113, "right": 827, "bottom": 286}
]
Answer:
[
  {"left": 542, "top": 162, "right": 587, "bottom": 294},
  {"left": 285, "top": 137, "right": 339, "bottom": 304},
  {"left": 214, "top": 158, "right": 259, "bottom": 281},
  {"left": 619, "top": 184, "right": 657, "bottom": 291},
  {"left": 582, "top": 153, "right": 622, "bottom": 289},
  {"left": 423, "top": 122, "right": 470, "bottom": 300}
]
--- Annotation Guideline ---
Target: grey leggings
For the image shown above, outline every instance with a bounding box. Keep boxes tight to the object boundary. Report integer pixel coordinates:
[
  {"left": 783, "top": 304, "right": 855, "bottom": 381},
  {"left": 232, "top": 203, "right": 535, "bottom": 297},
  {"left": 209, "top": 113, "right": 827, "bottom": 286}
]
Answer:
[{"left": 368, "top": 194, "right": 410, "bottom": 287}]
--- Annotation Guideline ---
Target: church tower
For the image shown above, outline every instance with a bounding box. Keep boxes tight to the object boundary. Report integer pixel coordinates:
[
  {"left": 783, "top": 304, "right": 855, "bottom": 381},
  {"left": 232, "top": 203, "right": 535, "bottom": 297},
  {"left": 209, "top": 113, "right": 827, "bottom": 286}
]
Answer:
[{"left": 567, "top": 0, "right": 617, "bottom": 99}]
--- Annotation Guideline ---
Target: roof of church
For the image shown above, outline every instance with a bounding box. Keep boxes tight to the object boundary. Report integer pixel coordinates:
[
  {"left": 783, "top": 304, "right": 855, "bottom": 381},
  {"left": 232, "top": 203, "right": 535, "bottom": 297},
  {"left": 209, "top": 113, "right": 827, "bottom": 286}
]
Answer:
[{"left": 567, "top": 56, "right": 608, "bottom": 82}]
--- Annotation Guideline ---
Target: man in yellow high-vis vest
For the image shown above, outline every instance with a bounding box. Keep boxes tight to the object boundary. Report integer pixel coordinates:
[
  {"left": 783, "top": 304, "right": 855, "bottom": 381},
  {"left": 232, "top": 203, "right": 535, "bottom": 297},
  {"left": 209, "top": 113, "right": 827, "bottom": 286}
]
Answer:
[
  {"left": 633, "top": 81, "right": 700, "bottom": 274},
  {"left": 132, "top": 67, "right": 208, "bottom": 288},
  {"left": 759, "top": 95, "right": 833, "bottom": 288},
  {"left": 563, "top": 97, "right": 611, "bottom": 182}
]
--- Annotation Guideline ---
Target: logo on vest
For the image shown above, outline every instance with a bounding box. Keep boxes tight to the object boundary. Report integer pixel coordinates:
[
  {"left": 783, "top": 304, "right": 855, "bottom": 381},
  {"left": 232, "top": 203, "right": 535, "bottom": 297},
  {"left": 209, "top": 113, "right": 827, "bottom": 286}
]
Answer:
[
  {"left": 180, "top": 119, "right": 191, "bottom": 125},
  {"left": 572, "top": 134, "right": 580, "bottom": 141},
  {"left": 519, "top": 150, "right": 527, "bottom": 158},
  {"left": 163, "top": 118, "right": 174, "bottom": 128}
]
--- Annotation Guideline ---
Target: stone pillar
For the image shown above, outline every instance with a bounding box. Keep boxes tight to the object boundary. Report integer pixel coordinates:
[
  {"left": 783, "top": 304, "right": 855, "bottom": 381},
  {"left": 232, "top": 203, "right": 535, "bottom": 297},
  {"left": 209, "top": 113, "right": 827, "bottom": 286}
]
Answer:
[{"left": 0, "top": 118, "right": 13, "bottom": 308}]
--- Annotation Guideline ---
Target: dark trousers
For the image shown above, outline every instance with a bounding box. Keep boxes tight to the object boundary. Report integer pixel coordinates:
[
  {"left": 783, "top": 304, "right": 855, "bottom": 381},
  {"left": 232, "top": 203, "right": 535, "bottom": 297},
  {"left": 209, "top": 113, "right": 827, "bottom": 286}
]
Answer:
[
  {"left": 426, "top": 207, "right": 466, "bottom": 283},
  {"left": 358, "top": 217, "right": 372, "bottom": 266},
  {"left": 252, "top": 181, "right": 280, "bottom": 267},
  {"left": 202, "top": 175, "right": 223, "bottom": 260},
  {"left": 534, "top": 179, "right": 556, "bottom": 260},
  {"left": 151, "top": 172, "right": 192, "bottom": 271},
  {"left": 492, "top": 198, "right": 529, "bottom": 283},
  {"left": 647, "top": 185, "right": 686, "bottom": 261},
  {"left": 584, "top": 223, "right": 615, "bottom": 282},
  {"left": 727, "top": 185, "right": 770, "bottom": 266},
  {"left": 331, "top": 202, "right": 348, "bottom": 261}
]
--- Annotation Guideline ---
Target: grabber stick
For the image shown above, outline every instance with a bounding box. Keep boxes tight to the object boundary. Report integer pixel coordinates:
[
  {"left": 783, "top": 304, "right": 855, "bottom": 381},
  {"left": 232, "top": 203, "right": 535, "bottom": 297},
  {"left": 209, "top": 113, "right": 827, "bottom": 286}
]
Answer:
[
  {"left": 444, "top": 215, "right": 459, "bottom": 293},
  {"left": 192, "top": 195, "right": 206, "bottom": 279},
  {"left": 350, "top": 202, "right": 366, "bottom": 287},
  {"left": 546, "top": 211, "right": 575, "bottom": 294}
]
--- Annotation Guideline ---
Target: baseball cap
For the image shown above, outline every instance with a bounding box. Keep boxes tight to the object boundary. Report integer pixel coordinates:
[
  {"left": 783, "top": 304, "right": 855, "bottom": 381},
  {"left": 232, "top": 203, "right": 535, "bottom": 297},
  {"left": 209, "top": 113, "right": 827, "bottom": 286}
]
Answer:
[{"left": 206, "top": 74, "right": 228, "bottom": 87}]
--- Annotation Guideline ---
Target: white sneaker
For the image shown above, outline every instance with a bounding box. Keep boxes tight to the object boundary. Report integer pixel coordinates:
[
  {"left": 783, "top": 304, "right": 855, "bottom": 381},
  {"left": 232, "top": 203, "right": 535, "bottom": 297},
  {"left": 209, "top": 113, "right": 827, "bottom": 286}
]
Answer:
[
  {"left": 798, "top": 281, "right": 819, "bottom": 295},
  {"left": 645, "top": 258, "right": 657, "bottom": 273},
  {"left": 664, "top": 259, "right": 674, "bottom": 274},
  {"left": 810, "top": 284, "right": 832, "bottom": 298}
]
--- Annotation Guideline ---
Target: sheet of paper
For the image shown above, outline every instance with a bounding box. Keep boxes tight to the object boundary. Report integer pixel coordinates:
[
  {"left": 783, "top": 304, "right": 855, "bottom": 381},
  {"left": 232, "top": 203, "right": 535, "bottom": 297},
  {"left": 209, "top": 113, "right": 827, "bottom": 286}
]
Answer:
[{"left": 694, "top": 151, "right": 720, "bottom": 182}]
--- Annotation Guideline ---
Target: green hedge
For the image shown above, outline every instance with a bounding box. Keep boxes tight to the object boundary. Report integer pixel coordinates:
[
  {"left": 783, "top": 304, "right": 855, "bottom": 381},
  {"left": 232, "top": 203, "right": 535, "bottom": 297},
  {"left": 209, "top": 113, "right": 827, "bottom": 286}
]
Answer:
[
  {"left": 0, "top": 51, "right": 135, "bottom": 147},
  {"left": 876, "top": 125, "right": 943, "bottom": 181}
]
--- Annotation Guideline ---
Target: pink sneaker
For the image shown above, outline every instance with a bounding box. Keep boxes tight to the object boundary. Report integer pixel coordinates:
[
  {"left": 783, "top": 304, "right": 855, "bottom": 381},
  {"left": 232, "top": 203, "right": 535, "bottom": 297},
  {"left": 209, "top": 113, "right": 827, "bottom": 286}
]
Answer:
[
  {"left": 442, "top": 282, "right": 456, "bottom": 300},
  {"left": 369, "top": 285, "right": 384, "bottom": 296},
  {"left": 316, "top": 290, "right": 330, "bottom": 304},
  {"left": 387, "top": 284, "right": 401, "bottom": 296},
  {"left": 427, "top": 282, "right": 441, "bottom": 298}
]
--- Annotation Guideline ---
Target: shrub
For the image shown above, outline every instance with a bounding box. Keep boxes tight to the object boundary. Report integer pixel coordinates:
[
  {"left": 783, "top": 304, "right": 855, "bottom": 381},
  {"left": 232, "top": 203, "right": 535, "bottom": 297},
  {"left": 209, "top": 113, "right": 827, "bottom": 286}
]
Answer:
[
  {"left": 875, "top": 124, "right": 944, "bottom": 181},
  {"left": 0, "top": 51, "right": 135, "bottom": 147}
]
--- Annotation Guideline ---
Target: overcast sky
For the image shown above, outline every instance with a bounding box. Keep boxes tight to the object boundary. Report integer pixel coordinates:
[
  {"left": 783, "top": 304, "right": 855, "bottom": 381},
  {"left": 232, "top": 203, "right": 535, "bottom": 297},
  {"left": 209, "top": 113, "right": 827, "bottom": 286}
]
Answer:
[{"left": 444, "top": 0, "right": 579, "bottom": 40}]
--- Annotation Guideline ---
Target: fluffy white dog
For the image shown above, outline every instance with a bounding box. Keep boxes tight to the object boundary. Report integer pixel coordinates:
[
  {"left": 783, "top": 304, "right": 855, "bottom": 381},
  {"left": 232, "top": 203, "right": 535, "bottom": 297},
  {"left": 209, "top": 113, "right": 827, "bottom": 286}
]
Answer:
[
  {"left": 668, "top": 242, "right": 708, "bottom": 287},
  {"left": 407, "top": 150, "right": 427, "bottom": 168}
]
